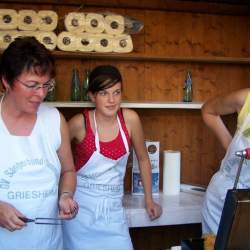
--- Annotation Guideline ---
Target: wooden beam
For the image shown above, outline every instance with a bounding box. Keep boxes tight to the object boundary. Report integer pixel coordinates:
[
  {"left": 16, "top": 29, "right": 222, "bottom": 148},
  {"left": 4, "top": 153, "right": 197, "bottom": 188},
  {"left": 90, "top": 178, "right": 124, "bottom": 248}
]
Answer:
[{"left": 2, "top": 0, "right": 250, "bottom": 15}]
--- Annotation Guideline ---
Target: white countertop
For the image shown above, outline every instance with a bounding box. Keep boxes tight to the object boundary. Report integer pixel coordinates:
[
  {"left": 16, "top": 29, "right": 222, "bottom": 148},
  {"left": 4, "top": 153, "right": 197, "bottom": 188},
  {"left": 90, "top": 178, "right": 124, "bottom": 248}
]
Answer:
[{"left": 123, "top": 191, "right": 204, "bottom": 228}]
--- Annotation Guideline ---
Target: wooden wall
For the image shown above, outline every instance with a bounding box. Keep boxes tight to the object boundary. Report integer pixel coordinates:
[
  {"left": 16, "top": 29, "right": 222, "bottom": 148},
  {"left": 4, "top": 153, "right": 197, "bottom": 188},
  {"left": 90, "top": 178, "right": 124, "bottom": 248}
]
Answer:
[
  {"left": 130, "top": 223, "right": 202, "bottom": 250},
  {"left": 1, "top": 1, "right": 250, "bottom": 190},
  {"left": 1, "top": 1, "right": 250, "bottom": 249}
]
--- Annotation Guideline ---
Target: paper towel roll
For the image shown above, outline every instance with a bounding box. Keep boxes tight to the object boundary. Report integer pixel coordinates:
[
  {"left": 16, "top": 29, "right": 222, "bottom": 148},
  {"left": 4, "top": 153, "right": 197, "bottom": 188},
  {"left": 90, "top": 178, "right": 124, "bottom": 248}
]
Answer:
[
  {"left": 57, "top": 31, "right": 77, "bottom": 52},
  {"left": 38, "top": 10, "right": 58, "bottom": 31},
  {"left": 76, "top": 32, "right": 95, "bottom": 52},
  {"left": 94, "top": 34, "right": 113, "bottom": 52},
  {"left": 18, "top": 9, "right": 39, "bottom": 31},
  {"left": 0, "top": 30, "right": 33, "bottom": 50},
  {"left": 64, "top": 12, "right": 85, "bottom": 33},
  {"left": 104, "top": 14, "right": 124, "bottom": 35},
  {"left": 163, "top": 150, "right": 181, "bottom": 195},
  {"left": 85, "top": 13, "right": 105, "bottom": 34},
  {"left": 0, "top": 9, "right": 18, "bottom": 30},
  {"left": 17, "top": 30, "right": 37, "bottom": 38},
  {"left": 113, "top": 34, "right": 133, "bottom": 53},
  {"left": 36, "top": 31, "right": 57, "bottom": 50},
  {"left": 0, "top": 30, "right": 19, "bottom": 49}
]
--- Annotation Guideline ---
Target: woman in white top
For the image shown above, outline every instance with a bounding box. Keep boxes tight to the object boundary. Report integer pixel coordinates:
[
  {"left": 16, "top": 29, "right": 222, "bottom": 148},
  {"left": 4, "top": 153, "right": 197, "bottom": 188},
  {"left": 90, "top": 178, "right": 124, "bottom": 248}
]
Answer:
[
  {"left": 202, "top": 88, "right": 250, "bottom": 235},
  {"left": 0, "top": 37, "right": 78, "bottom": 250}
]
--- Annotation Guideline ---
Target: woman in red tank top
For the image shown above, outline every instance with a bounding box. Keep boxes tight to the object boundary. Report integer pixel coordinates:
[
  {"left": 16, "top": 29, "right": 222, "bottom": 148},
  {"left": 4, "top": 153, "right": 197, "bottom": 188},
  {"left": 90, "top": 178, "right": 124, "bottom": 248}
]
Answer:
[{"left": 64, "top": 65, "right": 162, "bottom": 250}]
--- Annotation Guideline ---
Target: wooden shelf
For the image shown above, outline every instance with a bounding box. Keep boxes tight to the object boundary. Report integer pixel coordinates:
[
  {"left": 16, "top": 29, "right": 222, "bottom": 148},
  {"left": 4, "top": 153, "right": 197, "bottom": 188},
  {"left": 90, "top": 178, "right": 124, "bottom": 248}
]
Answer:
[
  {"left": 1, "top": 49, "right": 249, "bottom": 64},
  {"left": 44, "top": 101, "right": 203, "bottom": 109},
  {"left": 52, "top": 51, "right": 250, "bottom": 64},
  {"left": 1, "top": 0, "right": 249, "bottom": 16}
]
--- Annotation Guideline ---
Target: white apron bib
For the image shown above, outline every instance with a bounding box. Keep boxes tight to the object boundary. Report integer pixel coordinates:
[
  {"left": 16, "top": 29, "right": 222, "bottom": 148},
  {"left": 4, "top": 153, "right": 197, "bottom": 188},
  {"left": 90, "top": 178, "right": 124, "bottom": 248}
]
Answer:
[
  {"left": 0, "top": 95, "right": 62, "bottom": 250},
  {"left": 63, "top": 111, "right": 133, "bottom": 250},
  {"left": 202, "top": 111, "right": 250, "bottom": 235}
]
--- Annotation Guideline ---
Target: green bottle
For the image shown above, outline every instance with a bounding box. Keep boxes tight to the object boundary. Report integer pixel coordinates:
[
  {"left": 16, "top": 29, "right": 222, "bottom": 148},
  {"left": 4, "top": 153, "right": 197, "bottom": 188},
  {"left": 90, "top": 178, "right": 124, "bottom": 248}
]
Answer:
[
  {"left": 45, "top": 85, "right": 56, "bottom": 102},
  {"left": 82, "top": 69, "right": 90, "bottom": 101},
  {"left": 71, "top": 68, "right": 81, "bottom": 101},
  {"left": 183, "top": 71, "right": 193, "bottom": 102}
]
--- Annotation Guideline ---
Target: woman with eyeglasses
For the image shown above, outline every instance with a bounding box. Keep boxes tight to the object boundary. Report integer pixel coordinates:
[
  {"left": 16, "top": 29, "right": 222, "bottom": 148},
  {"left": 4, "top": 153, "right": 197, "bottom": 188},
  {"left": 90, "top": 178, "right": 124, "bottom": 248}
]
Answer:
[
  {"left": 0, "top": 37, "right": 78, "bottom": 250},
  {"left": 63, "top": 65, "right": 162, "bottom": 250}
]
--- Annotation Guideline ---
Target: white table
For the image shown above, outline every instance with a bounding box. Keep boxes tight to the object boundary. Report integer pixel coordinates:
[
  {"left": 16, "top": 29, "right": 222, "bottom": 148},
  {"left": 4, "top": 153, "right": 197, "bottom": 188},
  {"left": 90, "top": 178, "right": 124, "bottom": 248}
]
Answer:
[{"left": 123, "top": 191, "right": 204, "bottom": 228}]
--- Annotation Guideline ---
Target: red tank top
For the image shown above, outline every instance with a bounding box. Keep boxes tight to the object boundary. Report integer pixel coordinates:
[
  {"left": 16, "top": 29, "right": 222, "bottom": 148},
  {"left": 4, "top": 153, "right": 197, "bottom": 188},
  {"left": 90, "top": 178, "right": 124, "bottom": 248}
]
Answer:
[{"left": 74, "top": 109, "right": 131, "bottom": 171}]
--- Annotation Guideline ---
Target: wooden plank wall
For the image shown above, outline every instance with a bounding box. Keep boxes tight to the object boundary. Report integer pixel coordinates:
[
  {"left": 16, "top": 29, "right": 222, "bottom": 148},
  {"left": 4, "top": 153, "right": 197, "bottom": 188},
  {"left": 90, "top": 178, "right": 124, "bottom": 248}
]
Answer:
[
  {"left": 1, "top": 1, "right": 250, "bottom": 189},
  {"left": 130, "top": 223, "right": 202, "bottom": 250}
]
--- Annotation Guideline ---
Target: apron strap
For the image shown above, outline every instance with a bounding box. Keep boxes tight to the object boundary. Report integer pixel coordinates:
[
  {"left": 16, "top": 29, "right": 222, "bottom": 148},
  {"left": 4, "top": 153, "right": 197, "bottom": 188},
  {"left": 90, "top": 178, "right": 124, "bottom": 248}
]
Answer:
[
  {"left": 117, "top": 114, "right": 129, "bottom": 153},
  {"left": 93, "top": 110, "right": 129, "bottom": 154},
  {"left": 93, "top": 110, "right": 100, "bottom": 152}
]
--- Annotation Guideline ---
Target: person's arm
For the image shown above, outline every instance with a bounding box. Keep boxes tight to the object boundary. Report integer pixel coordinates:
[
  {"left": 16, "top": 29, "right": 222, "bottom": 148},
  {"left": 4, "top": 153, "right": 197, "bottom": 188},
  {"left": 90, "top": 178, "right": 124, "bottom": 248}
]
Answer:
[
  {"left": 57, "top": 113, "right": 78, "bottom": 219},
  {"left": 202, "top": 88, "right": 249, "bottom": 150},
  {"left": 68, "top": 113, "right": 86, "bottom": 143},
  {"left": 125, "top": 109, "right": 162, "bottom": 220}
]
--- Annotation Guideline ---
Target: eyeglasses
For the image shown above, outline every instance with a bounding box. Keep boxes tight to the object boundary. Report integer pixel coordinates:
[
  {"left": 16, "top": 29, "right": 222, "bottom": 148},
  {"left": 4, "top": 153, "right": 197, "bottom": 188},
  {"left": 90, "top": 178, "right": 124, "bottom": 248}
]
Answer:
[{"left": 16, "top": 78, "right": 55, "bottom": 92}]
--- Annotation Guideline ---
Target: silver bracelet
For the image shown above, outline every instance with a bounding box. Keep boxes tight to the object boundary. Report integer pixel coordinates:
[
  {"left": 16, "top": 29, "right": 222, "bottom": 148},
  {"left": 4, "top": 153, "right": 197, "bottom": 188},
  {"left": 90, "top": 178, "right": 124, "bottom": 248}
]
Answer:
[{"left": 60, "top": 191, "right": 74, "bottom": 198}]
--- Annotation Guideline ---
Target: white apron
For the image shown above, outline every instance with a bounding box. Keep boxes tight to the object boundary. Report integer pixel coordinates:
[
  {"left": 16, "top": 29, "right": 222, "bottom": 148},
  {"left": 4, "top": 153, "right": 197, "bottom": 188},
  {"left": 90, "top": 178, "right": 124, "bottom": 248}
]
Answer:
[
  {"left": 63, "top": 111, "right": 133, "bottom": 250},
  {"left": 0, "top": 96, "right": 62, "bottom": 250},
  {"left": 202, "top": 111, "right": 250, "bottom": 235}
]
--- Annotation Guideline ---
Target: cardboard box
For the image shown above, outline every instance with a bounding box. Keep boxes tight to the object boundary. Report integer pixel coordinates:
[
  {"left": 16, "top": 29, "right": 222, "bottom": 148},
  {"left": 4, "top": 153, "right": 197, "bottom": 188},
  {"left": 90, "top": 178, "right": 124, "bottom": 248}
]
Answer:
[
  {"left": 132, "top": 171, "right": 160, "bottom": 195},
  {"left": 132, "top": 140, "right": 160, "bottom": 195},
  {"left": 133, "top": 140, "right": 160, "bottom": 171}
]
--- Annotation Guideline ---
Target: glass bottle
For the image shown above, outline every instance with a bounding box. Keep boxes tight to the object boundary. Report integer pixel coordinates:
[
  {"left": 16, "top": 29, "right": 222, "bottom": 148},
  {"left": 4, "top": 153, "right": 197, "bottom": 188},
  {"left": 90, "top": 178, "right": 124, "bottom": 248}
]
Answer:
[
  {"left": 183, "top": 71, "right": 193, "bottom": 102},
  {"left": 82, "top": 69, "right": 90, "bottom": 101},
  {"left": 44, "top": 84, "right": 56, "bottom": 102},
  {"left": 71, "top": 68, "right": 81, "bottom": 101}
]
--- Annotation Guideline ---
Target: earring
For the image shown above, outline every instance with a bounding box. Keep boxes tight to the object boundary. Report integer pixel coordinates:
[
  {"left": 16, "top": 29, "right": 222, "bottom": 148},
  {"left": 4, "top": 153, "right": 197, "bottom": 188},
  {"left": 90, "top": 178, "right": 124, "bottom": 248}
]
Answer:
[
  {"left": 3, "top": 87, "right": 10, "bottom": 96},
  {"left": 0, "top": 86, "right": 5, "bottom": 95}
]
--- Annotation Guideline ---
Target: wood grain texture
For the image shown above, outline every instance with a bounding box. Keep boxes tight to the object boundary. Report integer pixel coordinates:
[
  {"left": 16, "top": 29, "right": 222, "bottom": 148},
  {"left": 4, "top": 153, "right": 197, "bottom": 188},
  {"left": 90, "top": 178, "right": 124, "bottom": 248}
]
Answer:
[
  {"left": 1, "top": 1, "right": 249, "bottom": 188},
  {"left": 130, "top": 223, "right": 201, "bottom": 250},
  {"left": 1, "top": 0, "right": 250, "bottom": 15}
]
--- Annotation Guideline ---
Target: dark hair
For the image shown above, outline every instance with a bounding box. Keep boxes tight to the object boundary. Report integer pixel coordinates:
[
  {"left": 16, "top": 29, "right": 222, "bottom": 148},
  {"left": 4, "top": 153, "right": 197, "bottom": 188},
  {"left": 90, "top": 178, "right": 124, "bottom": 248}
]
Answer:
[
  {"left": 88, "top": 65, "right": 122, "bottom": 94},
  {"left": 0, "top": 36, "right": 55, "bottom": 87}
]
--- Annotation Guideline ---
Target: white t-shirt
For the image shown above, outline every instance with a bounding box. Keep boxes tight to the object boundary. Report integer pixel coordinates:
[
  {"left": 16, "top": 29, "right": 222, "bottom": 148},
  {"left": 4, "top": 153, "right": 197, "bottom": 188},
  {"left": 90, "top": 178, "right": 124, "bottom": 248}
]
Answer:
[{"left": 0, "top": 100, "right": 63, "bottom": 250}]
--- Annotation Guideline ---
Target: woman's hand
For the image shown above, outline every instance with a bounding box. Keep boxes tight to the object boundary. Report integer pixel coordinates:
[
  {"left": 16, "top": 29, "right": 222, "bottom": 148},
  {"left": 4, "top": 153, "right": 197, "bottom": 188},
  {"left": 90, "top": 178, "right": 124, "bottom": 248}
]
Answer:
[
  {"left": 58, "top": 192, "right": 78, "bottom": 219},
  {"left": 0, "top": 201, "right": 26, "bottom": 231},
  {"left": 145, "top": 199, "right": 162, "bottom": 220}
]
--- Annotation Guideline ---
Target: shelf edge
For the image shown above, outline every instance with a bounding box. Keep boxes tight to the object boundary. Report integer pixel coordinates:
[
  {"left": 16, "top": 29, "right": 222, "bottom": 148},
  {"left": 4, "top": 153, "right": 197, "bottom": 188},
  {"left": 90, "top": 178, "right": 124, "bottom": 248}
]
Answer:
[{"left": 44, "top": 101, "right": 203, "bottom": 109}]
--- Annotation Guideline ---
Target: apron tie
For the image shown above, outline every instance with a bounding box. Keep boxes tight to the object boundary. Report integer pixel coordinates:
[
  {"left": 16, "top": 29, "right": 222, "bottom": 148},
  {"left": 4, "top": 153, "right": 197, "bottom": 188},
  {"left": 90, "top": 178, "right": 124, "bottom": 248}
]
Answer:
[
  {"left": 94, "top": 198, "right": 123, "bottom": 224},
  {"left": 95, "top": 198, "right": 110, "bottom": 223}
]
